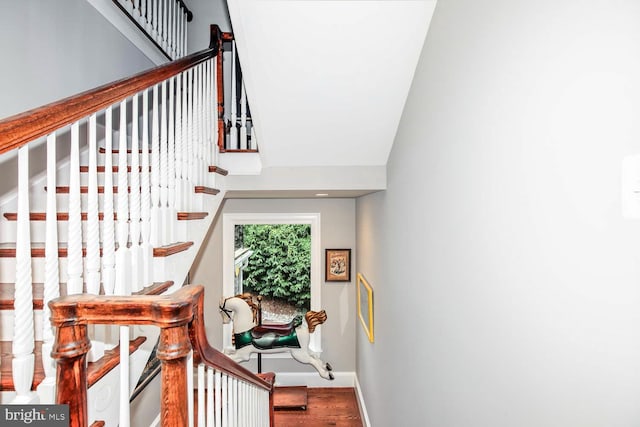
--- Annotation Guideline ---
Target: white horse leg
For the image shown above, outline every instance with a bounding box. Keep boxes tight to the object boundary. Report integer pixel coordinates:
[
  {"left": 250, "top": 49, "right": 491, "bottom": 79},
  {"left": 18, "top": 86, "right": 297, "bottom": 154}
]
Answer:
[
  {"left": 292, "top": 328, "right": 334, "bottom": 380},
  {"left": 290, "top": 349, "right": 334, "bottom": 380}
]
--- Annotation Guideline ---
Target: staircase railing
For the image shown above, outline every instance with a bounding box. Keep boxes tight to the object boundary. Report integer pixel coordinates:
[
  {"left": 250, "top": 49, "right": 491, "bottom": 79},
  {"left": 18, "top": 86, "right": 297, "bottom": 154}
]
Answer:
[
  {"left": 0, "top": 23, "right": 271, "bottom": 425},
  {"left": 50, "top": 284, "right": 275, "bottom": 427},
  {"left": 215, "top": 32, "right": 258, "bottom": 152},
  {"left": 112, "top": 0, "right": 193, "bottom": 60}
]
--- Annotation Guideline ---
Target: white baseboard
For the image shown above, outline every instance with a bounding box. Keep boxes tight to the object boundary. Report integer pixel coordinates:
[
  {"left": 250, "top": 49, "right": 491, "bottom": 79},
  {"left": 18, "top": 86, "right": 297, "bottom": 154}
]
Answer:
[
  {"left": 354, "top": 375, "right": 372, "bottom": 427},
  {"left": 273, "top": 371, "right": 355, "bottom": 388}
]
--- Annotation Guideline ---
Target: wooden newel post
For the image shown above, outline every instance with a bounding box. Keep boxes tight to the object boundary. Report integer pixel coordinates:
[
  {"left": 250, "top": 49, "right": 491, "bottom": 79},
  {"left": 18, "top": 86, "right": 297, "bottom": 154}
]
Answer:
[
  {"left": 52, "top": 324, "right": 91, "bottom": 427},
  {"left": 157, "top": 324, "right": 192, "bottom": 426}
]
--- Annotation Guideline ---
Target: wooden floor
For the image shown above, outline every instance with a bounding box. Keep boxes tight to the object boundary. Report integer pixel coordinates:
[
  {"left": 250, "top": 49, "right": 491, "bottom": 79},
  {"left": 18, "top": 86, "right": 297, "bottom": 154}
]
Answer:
[{"left": 274, "top": 387, "right": 363, "bottom": 427}]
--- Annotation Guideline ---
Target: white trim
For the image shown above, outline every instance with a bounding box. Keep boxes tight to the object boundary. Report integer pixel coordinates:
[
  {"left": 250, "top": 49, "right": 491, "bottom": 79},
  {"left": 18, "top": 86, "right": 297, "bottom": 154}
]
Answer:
[
  {"left": 87, "top": 0, "right": 170, "bottom": 65},
  {"left": 222, "top": 213, "right": 322, "bottom": 353},
  {"left": 274, "top": 371, "right": 354, "bottom": 388},
  {"left": 355, "top": 374, "right": 372, "bottom": 427}
]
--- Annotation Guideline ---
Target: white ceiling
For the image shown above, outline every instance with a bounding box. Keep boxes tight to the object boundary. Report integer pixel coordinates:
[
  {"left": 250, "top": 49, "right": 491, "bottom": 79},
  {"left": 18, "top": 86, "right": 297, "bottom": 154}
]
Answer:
[{"left": 227, "top": 0, "right": 437, "bottom": 168}]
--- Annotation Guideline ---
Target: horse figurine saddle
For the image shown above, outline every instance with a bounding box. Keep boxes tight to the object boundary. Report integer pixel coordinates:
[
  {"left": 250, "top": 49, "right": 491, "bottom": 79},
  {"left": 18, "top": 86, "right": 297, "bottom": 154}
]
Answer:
[{"left": 251, "top": 315, "right": 303, "bottom": 339}]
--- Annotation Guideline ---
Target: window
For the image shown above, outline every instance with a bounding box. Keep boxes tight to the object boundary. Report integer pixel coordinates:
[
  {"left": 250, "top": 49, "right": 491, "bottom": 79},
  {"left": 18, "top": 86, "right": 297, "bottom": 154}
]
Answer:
[{"left": 223, "top": 213, "right": 322, "bottom": 353}]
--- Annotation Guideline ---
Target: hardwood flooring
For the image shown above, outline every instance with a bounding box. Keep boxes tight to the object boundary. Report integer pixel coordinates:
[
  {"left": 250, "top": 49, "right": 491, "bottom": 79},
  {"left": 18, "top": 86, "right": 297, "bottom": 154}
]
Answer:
[{"left": 274, "top": 387, "right": 363, "bottom": 427}]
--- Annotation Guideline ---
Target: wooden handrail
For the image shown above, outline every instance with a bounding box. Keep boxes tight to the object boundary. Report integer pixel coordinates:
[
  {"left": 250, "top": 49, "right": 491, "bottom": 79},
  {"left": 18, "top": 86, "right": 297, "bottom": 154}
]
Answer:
[
  {"left": 0, "top": 25, "right": 222, "bottom": 156},
  {"left": 49, "top": 284, "right": 273, "bottom": 426}
]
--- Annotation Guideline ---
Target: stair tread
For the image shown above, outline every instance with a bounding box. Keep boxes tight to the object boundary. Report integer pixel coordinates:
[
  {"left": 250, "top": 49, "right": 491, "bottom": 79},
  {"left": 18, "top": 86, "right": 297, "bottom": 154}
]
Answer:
[
  {"left": 4, "top": 211, "right": 207, "bottom": 221},
  {"left": 49, "top": 186, "right": 140, "bottom": 194},
  {"left": 194, "top": 186, "right": 220, "bottom": 195},
  {"left": 99, "top": 147, "right": 151, "bottom": 154},
  {"left": 0, "top": 241, "right": 193, "bottom": 258},
  {"left": 4, "top": 212, "right": 118, "bottom": 221},
  {"left": 208, "top": 166, "right": 229, "bottom": 176},
  {"left": 79, "top": 165, "right": 149, "bottom": 173}
]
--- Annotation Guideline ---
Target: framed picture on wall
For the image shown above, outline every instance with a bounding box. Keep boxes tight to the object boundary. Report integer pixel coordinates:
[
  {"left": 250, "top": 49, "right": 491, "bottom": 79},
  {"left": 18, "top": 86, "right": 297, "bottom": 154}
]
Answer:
[
  {"left": 357, "top": 273, "right": 374, "bottom": 343},
  {"left": 325, "top": 249, "right": 351, "bottom": 282}
]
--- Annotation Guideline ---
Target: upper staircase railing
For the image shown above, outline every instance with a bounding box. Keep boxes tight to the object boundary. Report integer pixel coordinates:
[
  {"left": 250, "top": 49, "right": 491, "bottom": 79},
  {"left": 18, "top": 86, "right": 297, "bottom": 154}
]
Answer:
[
  {"left": 112, "top": 0, "right": 193, "bottom": 60},
  {"left": 50, "top": 284, "right": 274, "bottom": 427},
  {"left": 0, "top": 24, "right": 272, "bottom": 425},
  {"left": 215, "top": 33, "right": 258, "bottom": 152}
]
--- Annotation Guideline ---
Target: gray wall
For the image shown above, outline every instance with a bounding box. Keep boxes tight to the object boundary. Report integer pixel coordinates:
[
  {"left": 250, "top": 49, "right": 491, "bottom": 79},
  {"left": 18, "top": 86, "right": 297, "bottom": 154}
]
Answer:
[
  {"left": 191, "top": 197, "right": 356, "bottom": 376},
  {"left": 356, "top": 0, "right": 640, "bottom": 426},
  {"left": 186, "top": 0, "right": 232, "bottom": 54},
  {"left": 0, "top": 0, "right": 154, "bottom": 120}
]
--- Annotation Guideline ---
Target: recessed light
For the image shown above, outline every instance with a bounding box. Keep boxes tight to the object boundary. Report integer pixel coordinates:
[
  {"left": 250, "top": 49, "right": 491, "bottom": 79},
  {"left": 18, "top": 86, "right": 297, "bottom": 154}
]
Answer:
[{"left": 315, "top": 193, "right": 329, "bottom": 197}]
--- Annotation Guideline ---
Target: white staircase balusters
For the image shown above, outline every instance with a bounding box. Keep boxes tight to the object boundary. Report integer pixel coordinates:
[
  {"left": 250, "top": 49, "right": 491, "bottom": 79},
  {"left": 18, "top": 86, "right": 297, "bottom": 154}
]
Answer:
[
  {"left": 67, "top": 121, "right": 84, "bottom": 296},
  {"left": 230, "top": 43, "right": 238, "bottom": 150},
  {"left": 194, "top": 65, "right": 203, "bottom": 188},
  {"left": 130, "top": 94, "right": 143, "bottom": 292},
  {"left": 150, "top": 84, "right": 161, "bottom": 248},
  {"left": 182, "top": 71, "right": 190, "bottom": 210},
  {"left": 215, "top": 370, "right": 222, "bottom": 427},
  {"left": 102, "top": 107, "right": 116, "bottom": 296},
  {"left": 140, "top": 89, "right": 153, "bottom": 287},
  {"left": 187, "top": 351, "right": 195, "bottom": 427},
  {"left": 86, "top": 114, "right": 101, "bottom": 295},
  {"left": 240, "top": 76, "right": 248, "bottom": 150},
  {"left": 174, "top": 74, "right": 184, "bottom": 212},
  {"left": 207, "top": 367, "right": 215, "bottom": 427},
  {"left": 12, "top": 145, "right": 35, "bottom": 404},
  {"left": 167, "top": 77, "right": 177, "bottom": 242},
  {"left": 160, "top": 80, "right": 170, "bottom": 245},
  {"left": 186, "top": 69, "right": 195, "bottom": 210},
  {"left": 116, "top": 99, "right": 132, "bottom": 427},
  {"left": 38, "top": 132, "right": 60, "bottom": 403},
  {"left": 115, "top": 100, "right": 131, "bottom": 297},
  {"left": 198, "top": 363, "right": 206, "bottom": 427},
  {"left": 222, "top": 373, "right": 228, "bottom": 427}
]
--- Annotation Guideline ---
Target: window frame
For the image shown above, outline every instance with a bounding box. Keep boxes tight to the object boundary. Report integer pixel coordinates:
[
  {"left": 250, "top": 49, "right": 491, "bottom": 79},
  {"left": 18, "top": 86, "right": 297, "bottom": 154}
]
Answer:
[{"left": 222, "top": 212, "right": 322, "bottom": 354}]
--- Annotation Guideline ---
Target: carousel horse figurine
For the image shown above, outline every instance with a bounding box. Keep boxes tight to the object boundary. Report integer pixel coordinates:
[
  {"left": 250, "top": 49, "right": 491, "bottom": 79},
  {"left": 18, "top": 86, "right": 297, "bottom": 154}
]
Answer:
[{"left": 219, "top": 293, "right": 334, "bottom": 380}]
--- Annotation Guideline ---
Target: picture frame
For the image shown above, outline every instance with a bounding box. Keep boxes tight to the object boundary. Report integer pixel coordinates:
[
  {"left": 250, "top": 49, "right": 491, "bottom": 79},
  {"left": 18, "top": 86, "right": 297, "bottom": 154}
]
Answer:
[
  {"left": 325, "top": 249, "right": 351, "bottom": 282},
  {"left": 357, "top": 273, "right": 374, "bottom": 343}
]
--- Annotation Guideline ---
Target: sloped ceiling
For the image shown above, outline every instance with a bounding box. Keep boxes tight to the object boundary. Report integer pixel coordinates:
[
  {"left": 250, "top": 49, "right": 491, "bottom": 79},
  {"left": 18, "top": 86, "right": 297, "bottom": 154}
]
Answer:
[{"left": 227, "top": 0, "right": 437, "bottom": 168}]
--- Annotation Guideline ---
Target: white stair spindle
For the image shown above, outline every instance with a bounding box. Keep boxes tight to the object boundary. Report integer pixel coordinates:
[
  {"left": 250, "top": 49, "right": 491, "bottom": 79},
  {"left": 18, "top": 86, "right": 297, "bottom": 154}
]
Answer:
[
  {"left": 150, "top": 84, "right": 161, "bottom": 248},
  {"left": 67, "top": 121, "right": 83, "bottom": 295},
  {"left": 130, "top": 94, "right": 142, "bottom": 292},
  {"left": 116, "top": 100, "right": 132, "bottom": 427},
  {"left": 213, "top": 57, "right": 219, "bottom": 174},
  {"left": 240, "top": 76, "right": 248, "bottom": 150},
  {"left": 186, "top": 69, "right": 194, "bottom": 209},
  {"left": 38, "top": 133, "right": 60, "bottom": 403},
  {"left": 207, "top": 368, "right": 214, "bottom": 427},
  {"left": 86, "top": 114, "right": 101, "bottom": 295},
  {"left": 162, "top": 0, "right": 169, "bottom": 52},
  {"left": 183, "top": 13, "right": 187, "bottom": 58},
  {"left": 194, "top": 65, "right": 203, "bottom": 187},
  {"left": 140, "top": 89, "right": 153, "bottom": 287},
  {"left": 168, "top": 76, "right": 177, "bottom": 241},
  {"left": 160, "top": 80, "right": 169, "bottom": 245},
  {"left": 153, "top": 0, "right": 159, "bottom": 38},
  {"left": 230, "top": 43, "right": 238, "bottom": 150},
  {"left": 198, "top": 363, "right": 205, "bottom": 427},
  {"left": 187, "top": 351, "right": 195, "bottom": 427},
  {"left": 12, "top": 145, "right": 35, "bottom": 404},
  {"left": 102, "top": 107, "right": 116, "bottom": 295},
  {"left": 215, "top": 370, "right": 222, "bottom": 427},
  {"left": 222, "top": 373, "right": 228, "bottom": 427},
  {"left": 174, "top": 73, "right": 184, "bottom": 212},
  {"left": 115, "top": 100, "right": 131, "bottom": 297}
]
